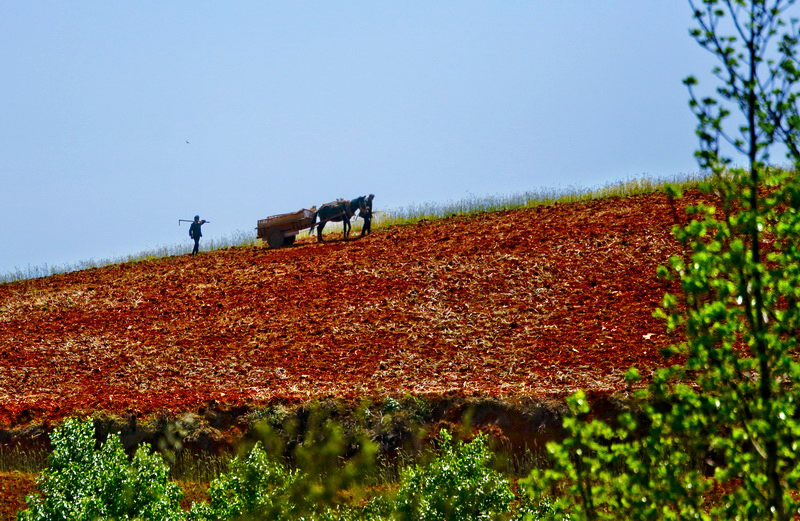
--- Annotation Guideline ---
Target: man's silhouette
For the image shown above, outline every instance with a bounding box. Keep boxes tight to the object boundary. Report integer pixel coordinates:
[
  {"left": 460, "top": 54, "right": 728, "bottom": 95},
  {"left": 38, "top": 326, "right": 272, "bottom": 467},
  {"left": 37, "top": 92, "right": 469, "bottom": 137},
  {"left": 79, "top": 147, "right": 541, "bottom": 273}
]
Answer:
[
  {"left": 189, "top": 215, "right": 206, "bottom": 255},
  {"left": 360, "top": 194, "right": 374, "bottom": 237}
]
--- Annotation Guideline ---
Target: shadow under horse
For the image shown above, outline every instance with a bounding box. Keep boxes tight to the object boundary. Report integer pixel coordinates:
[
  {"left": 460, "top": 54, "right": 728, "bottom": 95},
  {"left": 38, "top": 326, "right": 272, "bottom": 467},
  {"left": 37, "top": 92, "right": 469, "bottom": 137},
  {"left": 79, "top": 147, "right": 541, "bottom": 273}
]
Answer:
[{"left": 309, "top": 196, "right": 367, "bottom": 242}]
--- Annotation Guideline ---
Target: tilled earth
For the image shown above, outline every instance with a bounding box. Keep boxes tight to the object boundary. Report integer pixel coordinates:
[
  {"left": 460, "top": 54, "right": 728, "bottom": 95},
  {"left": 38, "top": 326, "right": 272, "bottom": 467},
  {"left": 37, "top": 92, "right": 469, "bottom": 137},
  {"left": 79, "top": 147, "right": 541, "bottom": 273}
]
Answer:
[{"left": 0, "top": 191, "right": 697, "bottom": 428}]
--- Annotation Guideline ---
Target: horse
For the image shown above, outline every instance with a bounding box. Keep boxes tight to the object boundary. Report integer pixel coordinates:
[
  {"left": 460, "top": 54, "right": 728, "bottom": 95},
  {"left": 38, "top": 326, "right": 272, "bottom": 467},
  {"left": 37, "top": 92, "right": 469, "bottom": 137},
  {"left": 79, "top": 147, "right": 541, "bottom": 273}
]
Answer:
[{"left": 308, "top": 196, "right": 367, "bottom": 242}]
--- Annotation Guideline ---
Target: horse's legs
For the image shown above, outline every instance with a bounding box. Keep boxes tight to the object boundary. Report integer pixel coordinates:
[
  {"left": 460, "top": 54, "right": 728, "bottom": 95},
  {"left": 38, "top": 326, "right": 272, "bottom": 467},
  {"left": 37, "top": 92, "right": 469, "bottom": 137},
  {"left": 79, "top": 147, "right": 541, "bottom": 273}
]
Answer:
[{"left": 343, "top": 218, "right": 350, "bottom": 239}]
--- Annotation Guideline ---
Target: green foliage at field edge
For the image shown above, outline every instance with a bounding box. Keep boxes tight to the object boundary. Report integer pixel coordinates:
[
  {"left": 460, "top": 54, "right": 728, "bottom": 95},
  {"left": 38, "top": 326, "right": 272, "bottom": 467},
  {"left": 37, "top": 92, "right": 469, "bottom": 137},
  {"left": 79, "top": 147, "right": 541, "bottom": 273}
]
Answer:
[{"left": 17, "top": 418, "right": 558, "bottom": 520}]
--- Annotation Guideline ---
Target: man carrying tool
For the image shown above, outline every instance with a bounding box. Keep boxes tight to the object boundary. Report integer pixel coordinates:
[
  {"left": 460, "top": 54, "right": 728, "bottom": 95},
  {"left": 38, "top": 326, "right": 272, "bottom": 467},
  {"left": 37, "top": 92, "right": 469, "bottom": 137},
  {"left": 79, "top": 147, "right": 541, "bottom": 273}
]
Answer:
[
  {"left": 360, "top": 194, "right": 375, "bottom": 237},
  {"left": 189, "top": 215, "right": 207, "bottom": 255}
]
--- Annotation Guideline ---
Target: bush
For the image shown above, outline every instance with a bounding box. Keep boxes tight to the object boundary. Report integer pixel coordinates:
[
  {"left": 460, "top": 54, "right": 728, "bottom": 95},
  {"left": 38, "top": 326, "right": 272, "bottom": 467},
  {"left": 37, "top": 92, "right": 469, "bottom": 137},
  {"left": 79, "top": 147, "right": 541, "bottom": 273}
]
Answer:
[
  {"left": 393, "top": 429, "right": 514, "bottom": 521},
  {"left": 18, "top": 417, "right": 533, "bottom": 520},
  {"left": 18, "top": 418, "right": 185, "bottom": 521},
  {"left": 197, "top": 428, "right": 516, "bottom": 520},
  {"left": 196, "top": 441, "right": 301, "bottom": 520}
]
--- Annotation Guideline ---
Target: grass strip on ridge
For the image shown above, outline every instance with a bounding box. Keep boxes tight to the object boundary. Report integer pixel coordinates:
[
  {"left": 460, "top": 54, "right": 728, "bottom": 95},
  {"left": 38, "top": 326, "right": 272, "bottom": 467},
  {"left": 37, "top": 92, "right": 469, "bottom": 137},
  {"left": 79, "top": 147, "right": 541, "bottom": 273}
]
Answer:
[{"left": 371, "top": 172, "right": 707, "bottom": 229}]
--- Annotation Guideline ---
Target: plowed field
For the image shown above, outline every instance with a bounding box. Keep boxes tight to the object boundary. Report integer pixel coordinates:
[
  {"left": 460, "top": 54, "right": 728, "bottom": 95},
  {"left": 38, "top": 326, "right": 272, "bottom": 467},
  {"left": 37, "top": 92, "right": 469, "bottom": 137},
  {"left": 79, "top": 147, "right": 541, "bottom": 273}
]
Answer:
[{"left": 0, "top": 191, "right": 697, "bottom": 428}]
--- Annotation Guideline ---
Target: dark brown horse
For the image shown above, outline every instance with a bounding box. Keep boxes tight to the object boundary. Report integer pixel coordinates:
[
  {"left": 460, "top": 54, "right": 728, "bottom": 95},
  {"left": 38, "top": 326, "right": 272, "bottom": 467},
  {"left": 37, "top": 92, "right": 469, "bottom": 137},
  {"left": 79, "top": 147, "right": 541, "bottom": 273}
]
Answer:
[{"left": 309, "top": 196, "right": 367, "bottom": 242}]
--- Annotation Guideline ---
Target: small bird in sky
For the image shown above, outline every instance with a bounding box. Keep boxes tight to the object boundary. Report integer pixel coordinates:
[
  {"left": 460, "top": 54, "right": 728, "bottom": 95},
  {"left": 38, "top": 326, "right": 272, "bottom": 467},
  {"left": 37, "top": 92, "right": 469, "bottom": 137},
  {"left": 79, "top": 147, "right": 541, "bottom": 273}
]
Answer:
[{"left": 186, "top": 140, "right": 190, "bottom": 144}]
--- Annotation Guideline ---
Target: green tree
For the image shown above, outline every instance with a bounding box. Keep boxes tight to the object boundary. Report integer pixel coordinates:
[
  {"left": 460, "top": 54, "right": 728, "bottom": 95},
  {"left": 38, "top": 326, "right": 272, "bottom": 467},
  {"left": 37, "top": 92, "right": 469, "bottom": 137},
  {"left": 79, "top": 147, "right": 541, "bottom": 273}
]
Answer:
[
  {"left": 192, "top": 441, "right": 302, "bottom": 520},
  {"left": 523, "top": 2, "right": 800, "bottom": 520},
  {"left": 393, "top": 430, "right": 513, "bottom": 521},
  {"left": 18, "top": 418, "right": 185, "bottom": 521}
]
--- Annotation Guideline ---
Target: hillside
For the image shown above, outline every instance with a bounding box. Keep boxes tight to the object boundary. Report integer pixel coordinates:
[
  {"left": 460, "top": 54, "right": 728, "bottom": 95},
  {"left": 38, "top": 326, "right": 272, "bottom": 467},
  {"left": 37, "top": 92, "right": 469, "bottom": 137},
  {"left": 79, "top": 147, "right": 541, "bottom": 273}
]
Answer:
[{"left": 0, "top": 191, "right": 697, "bottom": 428}]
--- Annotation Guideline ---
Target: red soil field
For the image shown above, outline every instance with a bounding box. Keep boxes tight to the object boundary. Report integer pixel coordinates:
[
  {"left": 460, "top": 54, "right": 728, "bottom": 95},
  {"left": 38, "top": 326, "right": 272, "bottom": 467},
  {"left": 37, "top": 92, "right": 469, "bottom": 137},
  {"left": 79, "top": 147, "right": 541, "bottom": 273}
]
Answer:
[{"left": 0, "top": 191, "right": 696, "bottom": 429}]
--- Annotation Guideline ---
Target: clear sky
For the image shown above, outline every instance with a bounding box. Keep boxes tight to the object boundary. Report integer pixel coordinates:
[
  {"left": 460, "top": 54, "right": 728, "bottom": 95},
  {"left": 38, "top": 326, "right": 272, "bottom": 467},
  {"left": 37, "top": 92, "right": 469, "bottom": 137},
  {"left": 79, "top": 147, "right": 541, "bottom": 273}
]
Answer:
[{"left": 1, "top": 2, "right": 716, "bottom": 274}]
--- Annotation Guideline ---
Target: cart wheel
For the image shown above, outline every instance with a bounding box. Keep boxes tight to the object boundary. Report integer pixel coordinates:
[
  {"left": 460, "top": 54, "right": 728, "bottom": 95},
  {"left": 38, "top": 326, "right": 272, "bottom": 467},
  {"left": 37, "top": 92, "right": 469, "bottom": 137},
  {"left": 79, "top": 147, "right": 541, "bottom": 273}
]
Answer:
[
  {"left": 267, "top": 230, "right": 285, "bottom": 249},
  {"left": 283, "top": 235, "right": 296, "bottom": 246}
]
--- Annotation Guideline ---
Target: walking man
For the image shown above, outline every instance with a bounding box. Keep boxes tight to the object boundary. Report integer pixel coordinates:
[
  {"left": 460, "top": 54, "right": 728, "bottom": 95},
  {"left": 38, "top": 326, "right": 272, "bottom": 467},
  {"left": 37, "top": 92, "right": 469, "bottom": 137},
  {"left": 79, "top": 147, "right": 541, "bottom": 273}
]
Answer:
[
  {"left": 189, "top": 215, "right": 207, "bottom": 255},
  {"left": 360, "top": 194, "right": 374, "bottom": 237}
]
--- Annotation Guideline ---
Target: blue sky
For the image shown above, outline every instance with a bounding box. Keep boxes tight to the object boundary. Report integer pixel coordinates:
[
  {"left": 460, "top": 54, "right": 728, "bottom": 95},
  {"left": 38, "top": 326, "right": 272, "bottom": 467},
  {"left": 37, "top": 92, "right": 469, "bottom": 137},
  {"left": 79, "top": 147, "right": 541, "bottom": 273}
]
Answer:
[{"left": 2, "top": 2, "right": 714, "bottom": 274}]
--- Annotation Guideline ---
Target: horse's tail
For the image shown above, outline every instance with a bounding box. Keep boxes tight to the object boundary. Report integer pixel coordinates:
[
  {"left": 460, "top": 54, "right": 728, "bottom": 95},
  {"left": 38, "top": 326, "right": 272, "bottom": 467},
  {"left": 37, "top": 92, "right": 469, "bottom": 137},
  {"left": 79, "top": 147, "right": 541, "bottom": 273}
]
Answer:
[{"left": 308, "top": 209, "right": 319, "bottom": 235}]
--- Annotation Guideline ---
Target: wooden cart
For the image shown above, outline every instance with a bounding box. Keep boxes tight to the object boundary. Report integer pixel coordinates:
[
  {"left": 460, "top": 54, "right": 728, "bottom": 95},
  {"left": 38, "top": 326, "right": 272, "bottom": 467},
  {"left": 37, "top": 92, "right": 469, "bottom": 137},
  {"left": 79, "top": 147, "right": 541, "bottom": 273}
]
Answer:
[{"left": 257, "top": 207, "right": 316, "bottom": 248}]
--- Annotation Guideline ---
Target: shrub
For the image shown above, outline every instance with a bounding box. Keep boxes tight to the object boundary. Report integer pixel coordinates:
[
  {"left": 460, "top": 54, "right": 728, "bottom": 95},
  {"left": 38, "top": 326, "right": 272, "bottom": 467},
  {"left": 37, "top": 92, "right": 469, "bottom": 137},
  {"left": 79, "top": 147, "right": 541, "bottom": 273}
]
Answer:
[
  {"left": 392, "top": 429, "right": 514, "bottom": 521},
  {"left": 196, "top": 441, "right": 301, "bottom": 520},
  {"left": 17, "top": 418, "right": 185, "bottom": 521}
]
